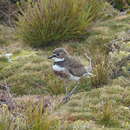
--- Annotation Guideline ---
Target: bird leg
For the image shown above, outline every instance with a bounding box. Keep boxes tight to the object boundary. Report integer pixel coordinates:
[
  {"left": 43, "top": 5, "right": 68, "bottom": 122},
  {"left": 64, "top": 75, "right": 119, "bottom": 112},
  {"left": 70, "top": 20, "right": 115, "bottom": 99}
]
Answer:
[
  {"left": 65, "top": 86, "right": 68, "bottom": 95},
  {"left": 62, "top": 85, "right": 79, "bottom": 104},
  {"left": 84, "top": 53, "right": 92, "bottom": 73}
]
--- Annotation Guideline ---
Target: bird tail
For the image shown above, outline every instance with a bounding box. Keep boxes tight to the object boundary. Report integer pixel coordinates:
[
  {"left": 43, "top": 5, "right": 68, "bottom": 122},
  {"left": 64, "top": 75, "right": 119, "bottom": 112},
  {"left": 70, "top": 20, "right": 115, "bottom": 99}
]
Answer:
[{"left": 83, "top": 72, "right": 96, "bottom": 78}]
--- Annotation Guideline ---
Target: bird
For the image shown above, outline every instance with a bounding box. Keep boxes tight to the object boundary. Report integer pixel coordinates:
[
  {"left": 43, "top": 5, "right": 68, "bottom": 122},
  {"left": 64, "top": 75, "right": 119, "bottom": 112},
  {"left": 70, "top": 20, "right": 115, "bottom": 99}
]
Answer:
[{"left": 48, "top": 48, "right": 93, "bottom": 103}]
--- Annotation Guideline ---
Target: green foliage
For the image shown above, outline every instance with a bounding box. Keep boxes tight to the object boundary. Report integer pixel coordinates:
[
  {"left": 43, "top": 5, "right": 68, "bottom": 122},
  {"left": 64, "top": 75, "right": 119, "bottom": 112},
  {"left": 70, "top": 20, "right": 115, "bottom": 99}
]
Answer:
[
  {"left": 79, "top": 78, "right": 92, "bottom": 91},
  {"left": 91, "top": 48, "right": 112, "bottom": 87},
  {"left": 0, "top": 102, "right": 61, "bottom": 130},
  {"left": 106, "top": 0, "right": 130, "bottom": 10},
  {"left": 98, "top": 101, "right": 120, "bottom": 127},
  {"left": 25, "top": 102, "right": 61, "bottom": 130},
  {"left": 17, "top": 0, "right": 103, "bottom": 47}
]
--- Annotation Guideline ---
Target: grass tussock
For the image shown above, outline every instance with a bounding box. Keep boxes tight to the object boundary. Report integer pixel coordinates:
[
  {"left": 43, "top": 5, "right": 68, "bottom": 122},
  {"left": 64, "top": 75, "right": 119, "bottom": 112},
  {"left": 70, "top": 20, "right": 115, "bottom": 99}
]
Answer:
[
  {"left": 0, "top": 101, "right": 61, "bottom": 130},
  {"left": 25, "top": 102, "right": 61, "bottom": 130},
  {"left": 91, "top": 48, "right": 112, "bottom": 87},
  {"left": 17, "top": 0, "right": 104, "bottom": 47},
  {"left": 98, "top": 101, "right": 120, "bottom": 127}
]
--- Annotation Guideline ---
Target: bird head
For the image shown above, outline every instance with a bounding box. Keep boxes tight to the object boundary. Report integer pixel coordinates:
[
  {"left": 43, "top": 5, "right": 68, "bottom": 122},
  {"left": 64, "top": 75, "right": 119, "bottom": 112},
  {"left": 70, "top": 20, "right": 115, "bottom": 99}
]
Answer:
[{"left": 48, "top": 48, "right": 69, "bottom": 62}]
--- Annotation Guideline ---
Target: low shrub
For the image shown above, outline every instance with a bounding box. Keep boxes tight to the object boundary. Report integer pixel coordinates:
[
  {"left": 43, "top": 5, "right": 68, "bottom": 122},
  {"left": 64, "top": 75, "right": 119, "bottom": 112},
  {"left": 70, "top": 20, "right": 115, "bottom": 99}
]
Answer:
[
  {"left": 17, "top": 0, "right": 104, "bottom": 47},
  {"left": 106, "top": 0, "right": 130, "bottom": 11},
  {"left": 0, "top": 0, "right": 19, "bottom": 25}
]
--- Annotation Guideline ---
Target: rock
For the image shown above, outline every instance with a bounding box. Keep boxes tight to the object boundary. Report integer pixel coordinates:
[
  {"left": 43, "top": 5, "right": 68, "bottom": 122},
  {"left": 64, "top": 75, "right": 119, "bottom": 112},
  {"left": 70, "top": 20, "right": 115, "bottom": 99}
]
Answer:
[{"left": 4, "top": 53, "right": 13, "bottom": 62}]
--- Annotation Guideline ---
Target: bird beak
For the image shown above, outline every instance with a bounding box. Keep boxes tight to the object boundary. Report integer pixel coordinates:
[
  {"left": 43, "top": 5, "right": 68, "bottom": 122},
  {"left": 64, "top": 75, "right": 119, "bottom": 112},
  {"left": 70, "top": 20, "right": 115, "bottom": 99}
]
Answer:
[{"left": 48, "top": 54, "right": 56, "bottom": 59}]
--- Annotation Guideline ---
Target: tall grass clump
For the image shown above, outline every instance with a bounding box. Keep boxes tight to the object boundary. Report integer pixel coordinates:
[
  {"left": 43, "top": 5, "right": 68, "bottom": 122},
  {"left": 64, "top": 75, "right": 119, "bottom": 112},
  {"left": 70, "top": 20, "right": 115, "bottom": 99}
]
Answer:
[
  {"left": 91, "top": 48, "right": 112, "bottom": 87},
  {"left": 25, "top": 102, "right": 61, "bottom": 130},
  {"left": 16, "top": 0, "right": 104, "bottom": 47},
  {"left": 0, "top": 102, "right": 61, "bottom": 130},
  {"left": 97, "top": 101, "right": 119, "bottom": 127}
]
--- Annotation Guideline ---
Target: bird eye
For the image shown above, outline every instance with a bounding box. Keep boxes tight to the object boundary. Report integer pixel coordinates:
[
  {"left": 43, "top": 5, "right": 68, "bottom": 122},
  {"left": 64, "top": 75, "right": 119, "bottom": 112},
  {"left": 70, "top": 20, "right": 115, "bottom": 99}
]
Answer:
[{"left": 56, "top": 53, "right": 60, "bottom": 56}]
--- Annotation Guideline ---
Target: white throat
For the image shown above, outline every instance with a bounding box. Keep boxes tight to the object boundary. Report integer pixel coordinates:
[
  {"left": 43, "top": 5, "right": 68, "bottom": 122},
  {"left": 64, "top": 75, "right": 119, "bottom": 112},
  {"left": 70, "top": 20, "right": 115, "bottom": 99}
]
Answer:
[{"left": 52, "top": 57, "right": 64, "bottom": 62}]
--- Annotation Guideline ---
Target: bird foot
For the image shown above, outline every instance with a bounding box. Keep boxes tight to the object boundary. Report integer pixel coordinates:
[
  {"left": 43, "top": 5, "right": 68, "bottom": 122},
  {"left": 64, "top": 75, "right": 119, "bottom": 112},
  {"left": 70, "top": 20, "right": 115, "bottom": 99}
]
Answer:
[
  {"left": 62, "top": 95, "right": 71, "bottom": 104},
  {"left": 61, "top": 85, "right": 79, "bottom": 104}
]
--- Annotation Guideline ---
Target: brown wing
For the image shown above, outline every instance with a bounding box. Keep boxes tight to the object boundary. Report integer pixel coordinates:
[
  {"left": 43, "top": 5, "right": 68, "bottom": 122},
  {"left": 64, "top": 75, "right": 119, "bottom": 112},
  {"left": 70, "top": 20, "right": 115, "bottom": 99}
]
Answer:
[
  {"left": 54, "top": 70, "right": 70, "bottom": 79},
  {"left": 67, "top": 57, "right": 87, "bottom": 77}
]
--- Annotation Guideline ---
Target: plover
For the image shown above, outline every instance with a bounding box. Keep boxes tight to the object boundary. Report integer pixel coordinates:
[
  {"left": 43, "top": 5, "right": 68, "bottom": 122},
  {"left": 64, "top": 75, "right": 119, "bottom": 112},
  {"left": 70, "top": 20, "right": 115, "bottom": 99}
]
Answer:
[{"left": 48, "top": 48, "right": 93, "bottom": 103}]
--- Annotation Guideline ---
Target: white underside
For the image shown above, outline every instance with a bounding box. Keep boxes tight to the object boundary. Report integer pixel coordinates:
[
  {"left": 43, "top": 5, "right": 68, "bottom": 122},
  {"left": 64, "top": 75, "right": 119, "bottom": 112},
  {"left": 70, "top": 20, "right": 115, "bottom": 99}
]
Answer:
[
  {"left": 52, "top": 64, "right": 94, "bottom": 80},
  {"left": 52, "top": 64, "right": 80, "bottom": 81},
  {"left": 52, "top": 64, "right": 65, "bottom": 71},
  {"left": 52, "top": 57, "right": 64, "bottom": 62},
  {"left": 69, "top": 74, "right": 80, "bottom": 81}
]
